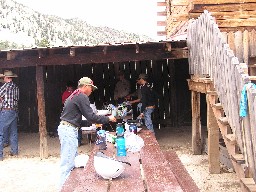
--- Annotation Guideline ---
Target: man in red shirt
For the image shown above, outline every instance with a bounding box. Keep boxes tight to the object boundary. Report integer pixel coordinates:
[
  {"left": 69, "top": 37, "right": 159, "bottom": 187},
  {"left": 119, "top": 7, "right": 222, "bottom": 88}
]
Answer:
[{"left": 62, "top": 81, "right": 75, "bottom": 105}]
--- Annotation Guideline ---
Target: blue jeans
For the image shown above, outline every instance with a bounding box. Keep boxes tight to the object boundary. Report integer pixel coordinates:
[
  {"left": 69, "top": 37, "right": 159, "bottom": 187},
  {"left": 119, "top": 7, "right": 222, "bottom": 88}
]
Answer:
[
  {"left": 0, "top": 110, "right": 18, "bottom": 159},
  {"left": 58, "top": 124, "right": 78, "bottom": 189},
  {"left": 3, "top": 126, "right": 9, "bottom": 145},
  {"left": 144, "top": 108, "right": 155, "bottom": 133}
]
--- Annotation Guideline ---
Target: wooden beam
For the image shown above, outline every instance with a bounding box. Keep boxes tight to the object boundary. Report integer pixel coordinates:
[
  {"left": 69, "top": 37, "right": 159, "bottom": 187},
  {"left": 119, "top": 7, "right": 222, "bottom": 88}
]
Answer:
[
  {"left": 189, "top": 10, "right": 256, "bottom": 20},
  {"left": 0, "top": 42, "right": 188, "bottom": 68},
  {"left": 0, "top": 49, "right": 188, "bottom": 68},
  {"left": 157, "top": 2, "right": 166, "bottom": 6},
  {"left": 219, "top": 26, "right": 256, "bottom": 32},
  {"left": 191, "top": 91, "right": 202, "bottom": 155},
  {"left": 213, "top": 103, "right": 223, "bottom": 110},
  {"left": 157, "top": 21, "right": 167, "bottom": 26},
  {"left": 171, "top": 14, "right": 189, "bottom": 21},
  {"left": 240, "top": 178, "right": 256, "bottom": 192},
  {"left": 187, "top": 79, "right": 214, "bottom": 93},
  {"left": 157, "top": 11, "right": 167, "bottom": 16},
  {"left": 225, "top": 134, "right": 237, "bottom": 145},
  {"left": 216, "top": 18, "right": 256, "bottom": 28},
  {"left": 249, "top": 76, "right": 256, "bottom": 80},
  {"left": 171, "top": 49, "right": 188, "bottom": 58},
  {"left": 191, "top": 3, "right": 256, "bottom": 13},
  {"left": 207, "top": 94, "right": 220, "bottom": 173},
  {"left": 171, "top": 0, "right": 189, "bottom": 6},
  {"left": 192, "top": 0, "right": 256, "bottom": 4},
  {"left": 218, "top": 117, "right": 229, "bottom": 125},
  {"left": 231, "top": 154, "right": 245, "bottom": 164},
  {"left": 36, "top": 66, "right": 48, "bottom": 159},
  {"left": 157, "top": 31, "right": 167, "bottom": 36}
]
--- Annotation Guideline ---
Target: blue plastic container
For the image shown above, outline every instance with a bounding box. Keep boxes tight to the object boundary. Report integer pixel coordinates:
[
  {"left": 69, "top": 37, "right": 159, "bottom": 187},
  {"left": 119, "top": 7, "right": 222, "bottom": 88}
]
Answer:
[
  {"left": 116, "top": 123, "right": 124, "bottom": 136},
  {"left": 116, "top": 136, "right": 126, "bottom": 156}
]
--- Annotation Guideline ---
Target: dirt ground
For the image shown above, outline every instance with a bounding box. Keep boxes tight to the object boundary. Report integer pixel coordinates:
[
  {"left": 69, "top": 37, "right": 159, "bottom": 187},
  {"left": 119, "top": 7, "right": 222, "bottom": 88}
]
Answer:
[{"left": 0, "top": 126, "right": 241, "bottom": 192}]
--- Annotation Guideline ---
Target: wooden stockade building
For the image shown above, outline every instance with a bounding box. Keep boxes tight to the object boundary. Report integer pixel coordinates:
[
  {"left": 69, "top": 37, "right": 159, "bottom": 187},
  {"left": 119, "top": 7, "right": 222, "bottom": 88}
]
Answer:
[{"left": 0, "top": 40, "right": 189, "bottom": 157}]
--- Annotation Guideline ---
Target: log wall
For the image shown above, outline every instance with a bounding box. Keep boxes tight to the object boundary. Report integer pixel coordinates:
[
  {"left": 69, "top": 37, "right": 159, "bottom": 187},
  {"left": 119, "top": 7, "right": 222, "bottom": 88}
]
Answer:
[{"left": 13, "top": 59, "right": 190, "bottom": 132}]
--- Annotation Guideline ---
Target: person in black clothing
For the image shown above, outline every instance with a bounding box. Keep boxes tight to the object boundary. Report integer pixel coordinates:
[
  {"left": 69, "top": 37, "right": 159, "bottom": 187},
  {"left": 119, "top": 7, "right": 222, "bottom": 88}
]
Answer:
[
  {"left": 125, "top": 81, "right": 142, "bottom": 119},
  {"left": 137, "top": 74, "right": 156, "bottom": 133}
]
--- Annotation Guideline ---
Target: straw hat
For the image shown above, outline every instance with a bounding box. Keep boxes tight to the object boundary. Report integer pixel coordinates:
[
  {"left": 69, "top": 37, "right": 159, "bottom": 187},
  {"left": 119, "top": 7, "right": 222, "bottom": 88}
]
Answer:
[{"left": 0, "top": 70, "right": 18, "bottom": 78}]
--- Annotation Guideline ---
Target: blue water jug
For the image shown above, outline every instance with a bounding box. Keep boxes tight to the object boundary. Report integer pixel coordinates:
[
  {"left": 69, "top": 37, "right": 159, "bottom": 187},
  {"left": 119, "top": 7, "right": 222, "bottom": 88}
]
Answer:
[{"left": 116, "top": 136, "right": 126, "bottom": 156}]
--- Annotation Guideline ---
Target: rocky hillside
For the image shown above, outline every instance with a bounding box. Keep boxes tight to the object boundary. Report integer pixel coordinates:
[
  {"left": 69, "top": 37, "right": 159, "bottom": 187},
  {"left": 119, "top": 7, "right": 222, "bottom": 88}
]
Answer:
[{"left": 0, "top": 0, "right": 155, "bottom": 49}]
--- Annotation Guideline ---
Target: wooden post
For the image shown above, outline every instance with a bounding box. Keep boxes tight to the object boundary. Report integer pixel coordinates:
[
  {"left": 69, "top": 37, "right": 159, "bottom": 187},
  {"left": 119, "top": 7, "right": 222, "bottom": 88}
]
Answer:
[
  {"left": 36, "top": 66, "right": 48, "bottom": 159},
  {"left": 191, "top": 90, "right": 202, "bottom": 154},
  {"left": 207, "top": 94, "right": 220, "bottom": 173}
]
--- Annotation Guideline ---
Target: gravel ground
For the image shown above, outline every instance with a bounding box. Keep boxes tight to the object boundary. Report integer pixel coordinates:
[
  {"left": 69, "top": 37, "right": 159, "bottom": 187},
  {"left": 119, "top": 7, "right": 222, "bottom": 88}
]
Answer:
[{"left": 0, "top": 126, "right": 241, "bottom": 192}]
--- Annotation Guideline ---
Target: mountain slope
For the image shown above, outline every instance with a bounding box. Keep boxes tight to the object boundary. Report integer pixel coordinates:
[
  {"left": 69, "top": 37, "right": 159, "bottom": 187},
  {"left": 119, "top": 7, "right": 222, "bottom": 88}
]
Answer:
[{"left": 0, "top": 0, "right": 155, "bottom": 49}]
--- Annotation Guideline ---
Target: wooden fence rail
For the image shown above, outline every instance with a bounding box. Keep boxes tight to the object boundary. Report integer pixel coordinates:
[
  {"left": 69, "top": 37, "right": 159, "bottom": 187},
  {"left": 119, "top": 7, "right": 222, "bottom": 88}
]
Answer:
[{"left": 187, "top": 10, "right": 256, "bottom": 181}]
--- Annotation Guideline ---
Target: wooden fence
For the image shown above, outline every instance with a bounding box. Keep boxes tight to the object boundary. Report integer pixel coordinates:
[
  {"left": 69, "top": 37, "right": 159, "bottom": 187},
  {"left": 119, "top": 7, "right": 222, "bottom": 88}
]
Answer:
[{"left": 187, "top": 10, "right": 256, "bottom": 181}]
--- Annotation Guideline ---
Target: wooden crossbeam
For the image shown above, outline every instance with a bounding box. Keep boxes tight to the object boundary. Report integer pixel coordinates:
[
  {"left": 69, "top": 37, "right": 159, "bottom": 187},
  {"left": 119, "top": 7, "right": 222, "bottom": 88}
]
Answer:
[
  {"left": 224, "top": 134, "right": 236, "bottom": 145},
  {"left": 213, "top": 103, "right": 223, "bottom": 110},
  {"left": 157, "top": 11, "right": 167, "bottom": 16},
  {"left": 240, "top": 178, "right": 256, "bottom": 192},
  {"left": 189, "top": 11, "right": 256, "bottom": 20},
  {"left": 231, "top": 154, "right": 245, "bottom": 164},
  {"left": 191, "top": 3, "right": 256, "bottom": 13},
  {"left": 157, "top": 2, "right": 166, "bottom": 6},
  {"left": 157, "top": 21, "right": 167, "bottom": 26},
  {"left": 192, "top": 0, "right": 256, "bottom": 4},
  {"left": 218, "top": 117, "right": 229, "bottom": 125},
  {"left": 171, "top": 0, "right": 189, "bottom": 6},
  {"left": 157, "top": 31, "right": 167, "bottom": 36},
  {"left": 217, "top": 19, "right": 256, "bottom": 28},
  {"left": 249, "top": 76, "right": 256, "bottom": 81},
  {"left": 207, "top": 91, "right": 217, "bottom": 95}
]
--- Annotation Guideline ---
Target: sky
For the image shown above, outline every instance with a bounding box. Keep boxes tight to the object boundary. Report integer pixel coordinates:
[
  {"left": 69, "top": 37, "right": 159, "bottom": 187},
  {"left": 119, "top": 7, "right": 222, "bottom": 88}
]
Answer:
[{"left": 14, "top": 0, "right": 164, "bottom": 40}]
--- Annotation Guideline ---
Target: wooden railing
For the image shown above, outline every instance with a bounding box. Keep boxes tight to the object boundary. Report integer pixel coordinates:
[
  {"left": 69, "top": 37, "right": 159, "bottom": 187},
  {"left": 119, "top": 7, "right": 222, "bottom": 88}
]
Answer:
[{"left": 187, "top": 10, "right": 256, "bottom": 182}]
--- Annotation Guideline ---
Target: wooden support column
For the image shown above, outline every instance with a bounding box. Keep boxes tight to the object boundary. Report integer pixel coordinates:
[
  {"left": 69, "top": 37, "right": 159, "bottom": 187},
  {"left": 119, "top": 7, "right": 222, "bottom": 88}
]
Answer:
[
  {"left": 207, "top": 94, "right": 220, "bottom": 173},
  {"left": 36, "top": 66, "right": 48, "bottom": 159},
  {"left": 191, "top": 90, "right": 202, "bottom": 154}
]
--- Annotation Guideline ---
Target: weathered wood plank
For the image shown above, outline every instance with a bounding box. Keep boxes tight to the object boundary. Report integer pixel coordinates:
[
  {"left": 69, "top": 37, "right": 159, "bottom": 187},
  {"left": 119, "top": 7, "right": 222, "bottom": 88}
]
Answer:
[
  {"left": 217, "top": 19, "right": 256, "bottom": 28},
  {"left": 191, "top": 91, "right": 202, "bottom": 155},
  {"left": 36, "top": 66, "right": 48, "bottom": 159},
  {"left": 207, "top": 94, "right": 220, "bottom": 173},
  {"left": 225, "top": 134, "right": 236, "bottom": 145},
  {"left": 240, "top": 178, "right": 256, "bottom": 192},
  {"left": 192, "top": 3, "right": 256, "bottom": 13},
  {"left": 192, "top": 0, "right": 256, "bottom": 4},
  {"left": 189, "top": 11, "right": 256, "bottom": 20},
  {"left": 139, "top": 130, "right": 183, "bottom": 192}
]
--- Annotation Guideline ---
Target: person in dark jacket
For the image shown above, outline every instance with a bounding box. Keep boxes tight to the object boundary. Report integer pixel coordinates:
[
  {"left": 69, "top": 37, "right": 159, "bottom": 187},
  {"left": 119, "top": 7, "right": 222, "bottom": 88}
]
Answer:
[
  {"left": 58, "top": 77, "right": 116, "bottom": 188},
  {"left": 137, "top": 74, "right": 156, "bottom": 133}
]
